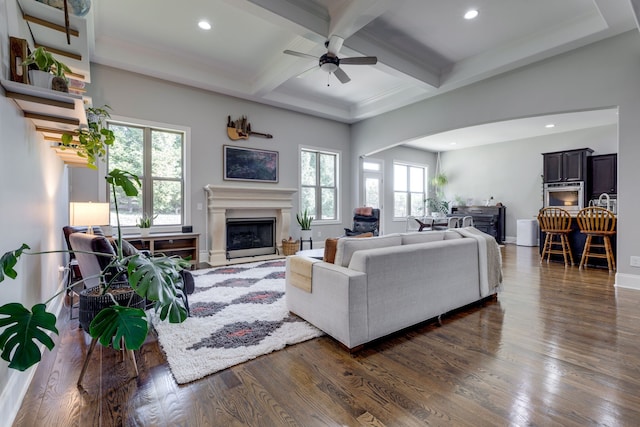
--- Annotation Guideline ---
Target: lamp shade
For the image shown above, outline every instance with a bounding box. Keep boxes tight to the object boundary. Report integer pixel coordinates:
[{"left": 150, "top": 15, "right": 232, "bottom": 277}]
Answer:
[{"left": 69, "top": 202, "right": 110, "bottom": 229}]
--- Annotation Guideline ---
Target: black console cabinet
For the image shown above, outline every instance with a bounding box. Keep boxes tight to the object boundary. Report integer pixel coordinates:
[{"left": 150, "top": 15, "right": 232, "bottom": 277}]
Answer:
[{"left": 451, "top": 205, "right": 506, "bottom": 244}]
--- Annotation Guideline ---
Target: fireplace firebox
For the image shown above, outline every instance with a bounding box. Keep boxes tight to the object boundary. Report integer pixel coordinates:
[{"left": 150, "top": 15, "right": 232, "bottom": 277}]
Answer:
[{"left": 226, "top": 217, "right": 276, "bottom": 259}]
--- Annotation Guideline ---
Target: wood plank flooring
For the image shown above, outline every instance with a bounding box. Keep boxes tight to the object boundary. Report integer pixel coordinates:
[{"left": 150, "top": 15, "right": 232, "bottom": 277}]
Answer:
[{"left": 13, "top": 245, "right": 640, "bottom": 426}]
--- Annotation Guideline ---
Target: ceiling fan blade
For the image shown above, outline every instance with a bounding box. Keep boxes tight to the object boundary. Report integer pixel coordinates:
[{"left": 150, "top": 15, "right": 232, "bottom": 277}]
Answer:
[
  {"left": 326, "top": 35, "right": 344, "bottom": 55},
  {"left": 340, "top": 56, "right": 378, "bottom": 65},
  {"left": 296, "top": 65, "right": 318, "bottom": 79},
  {"left": 333, "top": 67, "right": 351, "bottom": 84},
  {"left": 283, "top": 50, "right": 318, "bottom": 60}
]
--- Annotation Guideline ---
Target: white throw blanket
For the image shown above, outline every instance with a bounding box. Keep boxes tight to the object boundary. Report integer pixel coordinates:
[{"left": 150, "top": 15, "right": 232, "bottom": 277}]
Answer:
[{"left": 452, "top": 227, "right": 503, "bottom": 297}]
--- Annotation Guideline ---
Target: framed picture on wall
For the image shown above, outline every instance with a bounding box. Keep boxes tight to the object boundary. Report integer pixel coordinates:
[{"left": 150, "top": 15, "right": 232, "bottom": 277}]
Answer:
[{"left": 223, "top": 145, "right": 279, "bottom": 183}]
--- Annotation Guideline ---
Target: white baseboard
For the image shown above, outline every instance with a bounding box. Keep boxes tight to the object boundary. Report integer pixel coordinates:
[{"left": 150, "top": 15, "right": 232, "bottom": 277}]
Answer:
[{"left": 615, "top": 273, "right": 640, "bottom": 290}]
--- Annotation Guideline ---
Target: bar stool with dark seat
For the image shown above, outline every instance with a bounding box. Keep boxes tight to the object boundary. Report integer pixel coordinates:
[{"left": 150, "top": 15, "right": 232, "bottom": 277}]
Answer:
[
  {"left": 575, "top": 206, "right": 616, "bottom": 272},
  {"left": 537, "top": 207, "right": 574, "bottom": 266}
]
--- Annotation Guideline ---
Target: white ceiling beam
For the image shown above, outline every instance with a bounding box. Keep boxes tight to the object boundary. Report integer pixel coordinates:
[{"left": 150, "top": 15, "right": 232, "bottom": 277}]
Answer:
[
  {"left": 246, "top": 0, "right": 328, "bottom": 42},
  {"left": 327, "top": 0, "right": 395, "bottom": 40},
  {"left": 345, "top": 33, "right": 440, "bottom": 89}
]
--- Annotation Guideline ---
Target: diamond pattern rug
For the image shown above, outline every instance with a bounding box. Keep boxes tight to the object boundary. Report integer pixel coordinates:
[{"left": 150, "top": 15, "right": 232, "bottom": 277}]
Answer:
[{"left": 150, "top": 259, "right": 323, "bottom": 384}]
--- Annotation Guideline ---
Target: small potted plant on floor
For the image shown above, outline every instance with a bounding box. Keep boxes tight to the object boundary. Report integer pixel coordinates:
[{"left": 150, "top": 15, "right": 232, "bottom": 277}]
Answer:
[
  {"left": 61, "top": 105, "right": 116, "bottom": 170},
  {"left": 21, "top": 46, "right": 71, "bottom": 91},
  {"left": 296, "top": 209, "right": 313, "bottom": 241}
]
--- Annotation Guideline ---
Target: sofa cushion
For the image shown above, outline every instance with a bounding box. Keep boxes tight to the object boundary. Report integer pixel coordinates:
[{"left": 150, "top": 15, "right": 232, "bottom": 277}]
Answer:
[
  {"left": 401, "top": 230, "right": 446, "bottom": 245},
  {"left": 334, "top": 234, "right": 402, "bottom": 267},
  {"left": 324, "top": 233, "right": 374, "bottom": 264}
]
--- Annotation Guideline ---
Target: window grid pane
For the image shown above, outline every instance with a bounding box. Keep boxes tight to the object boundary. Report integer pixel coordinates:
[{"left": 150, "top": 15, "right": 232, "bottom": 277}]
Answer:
[
  {"left": 108, "top": 122, "right": 185, "bottom": 228},
  {"left": 394, "top": 192, "right": 408, "bottom": 217},
  {"left": 151, "top": 130, "right": 182, "bottom": 179},
  {"left": 394, "top": 164, "right": 407, "bottom": 191},
  {"left": 409, "top": 167, "right": 424, "bottom": 192},
  {"left": 394, "top": 162, "right": 426, "bottom": 219},
  {"left": 300, "top": 148, "right": 338, "bottom": 221},
  {"left": 301, "top": 151, "right": 317, "bottom": 186}
]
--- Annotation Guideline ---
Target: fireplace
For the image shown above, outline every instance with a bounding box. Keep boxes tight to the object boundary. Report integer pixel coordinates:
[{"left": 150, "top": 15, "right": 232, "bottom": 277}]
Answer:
[
  {"left": 204, "top": 185, "right": 297, "bottom": 266},
  {"left": 226, "top": 217, "right": 276, "bottom": 259}
]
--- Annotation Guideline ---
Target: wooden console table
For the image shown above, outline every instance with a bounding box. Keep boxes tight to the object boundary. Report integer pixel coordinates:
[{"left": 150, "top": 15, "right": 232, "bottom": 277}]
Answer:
[{"left": 125, "top": 232, "right": 199, "bottom": 268}]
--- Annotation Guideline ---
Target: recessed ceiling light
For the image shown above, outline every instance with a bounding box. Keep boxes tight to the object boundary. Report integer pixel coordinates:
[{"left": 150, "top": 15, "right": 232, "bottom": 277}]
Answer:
[
  {"left": 545, "top": 124, "right": 555, "bottom": 128},
  {"left": 464, "top": 9, "right": 479, "bottom": 20},
  {"left": 449, "top": 142, "right": 457, "bottom": 146},
  {"left": 198, "top": 20, "right": 212, "bottom": 30}
]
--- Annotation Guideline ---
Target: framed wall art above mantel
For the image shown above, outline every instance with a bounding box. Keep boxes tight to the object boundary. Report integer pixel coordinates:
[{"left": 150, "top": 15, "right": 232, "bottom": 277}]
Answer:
[{"left": 223, "top": 145, "right": 279, "bottom": 183}]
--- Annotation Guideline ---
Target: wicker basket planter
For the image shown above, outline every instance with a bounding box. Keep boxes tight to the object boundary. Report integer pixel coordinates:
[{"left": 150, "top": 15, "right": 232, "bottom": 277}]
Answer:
[
  {"left": 282, "top": 239, "right": 299, "bottom": 256},
  {"left": 78, "top": 284, "right": 145, "bottom": 331}
]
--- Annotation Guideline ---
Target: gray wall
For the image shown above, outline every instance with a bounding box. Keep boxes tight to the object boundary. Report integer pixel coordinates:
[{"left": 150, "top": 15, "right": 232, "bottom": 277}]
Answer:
[
  {"left": 71, "top": 64, "right": 353, "bottom": 249},
  {"left": 364, "top": 146, "right": 437, "bottom": 235},
  {"left": 0, "top": 0, "right": 69, "bottom": 416},
  {"left": 441, "top": 124, "right": 617, "bottom": 240},
  {"left": 352, "top": 31, "right": 640, "bottom": 286}
]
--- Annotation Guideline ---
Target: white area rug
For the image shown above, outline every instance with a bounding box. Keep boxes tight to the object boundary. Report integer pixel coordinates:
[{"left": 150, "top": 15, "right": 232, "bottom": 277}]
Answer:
[{"left": 151, "top": 259, "right": 323, "bottom": 384}]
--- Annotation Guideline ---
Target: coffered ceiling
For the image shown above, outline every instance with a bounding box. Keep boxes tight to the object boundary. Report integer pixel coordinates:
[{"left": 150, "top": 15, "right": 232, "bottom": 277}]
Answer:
[{"left": 90, "top": 0, "right": 637, "bottom": 148}]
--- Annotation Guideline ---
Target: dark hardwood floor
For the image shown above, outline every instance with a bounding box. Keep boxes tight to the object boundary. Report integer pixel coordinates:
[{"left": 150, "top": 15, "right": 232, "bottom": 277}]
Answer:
[{"left": 13, "top": 245, "right": 640, "bottom": 426}]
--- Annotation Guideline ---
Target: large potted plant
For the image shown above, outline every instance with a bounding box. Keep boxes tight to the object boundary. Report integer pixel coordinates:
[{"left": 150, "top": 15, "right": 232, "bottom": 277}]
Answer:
[
  {"left": 0, "top": 169, "right": 188, "bottom": 372},
  {"left": 61, "top": 105, "right": 116, "bottom": 169},
  {"left": 21, "top": 46, "right": 71, "bottom": 91}
]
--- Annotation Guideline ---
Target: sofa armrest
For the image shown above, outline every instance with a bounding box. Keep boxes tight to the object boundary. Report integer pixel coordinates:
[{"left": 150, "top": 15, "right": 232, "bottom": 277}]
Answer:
[{"left": 286, "top": 258, "right": 368, "bottom": 349}]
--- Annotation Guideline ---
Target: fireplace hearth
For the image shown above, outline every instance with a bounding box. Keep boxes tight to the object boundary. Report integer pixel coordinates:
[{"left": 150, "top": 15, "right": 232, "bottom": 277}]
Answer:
[{"left": 226, "top": 218, "right": 276, "bottom": 259}]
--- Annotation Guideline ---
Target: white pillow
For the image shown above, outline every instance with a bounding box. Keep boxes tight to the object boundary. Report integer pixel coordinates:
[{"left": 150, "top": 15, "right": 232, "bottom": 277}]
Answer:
[{"left": 334, "top": 234, "right": 402, "bottom": 267}]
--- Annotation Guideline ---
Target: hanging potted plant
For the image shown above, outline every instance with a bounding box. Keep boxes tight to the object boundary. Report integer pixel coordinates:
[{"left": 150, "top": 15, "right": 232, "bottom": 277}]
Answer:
[
  {"left": 296, "top": 209, "right": 313, "bottom": 240},
  {"left": 61, "top": 105, "right": 116, "bottom": 170},
  {"left": 21, "top": 46, "right": 71, "bottom": 91},
  {"left": 428, "top": 152, "right": 449, "bottom": 217}
]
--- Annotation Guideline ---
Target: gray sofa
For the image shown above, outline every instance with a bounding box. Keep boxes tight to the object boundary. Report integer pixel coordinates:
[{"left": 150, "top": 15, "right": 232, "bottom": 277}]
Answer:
[{"left": 285, "top": 229, "right": 502, "bottom": 349}]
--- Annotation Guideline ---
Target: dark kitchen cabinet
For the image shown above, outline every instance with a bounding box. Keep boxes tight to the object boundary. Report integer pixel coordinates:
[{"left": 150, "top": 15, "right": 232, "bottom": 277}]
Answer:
[
  {"left": 542, "top": 148, "right": 593, "bottom": 183},
  {"left": 588, "top": 154, "right": 617, "bottom": 197}
]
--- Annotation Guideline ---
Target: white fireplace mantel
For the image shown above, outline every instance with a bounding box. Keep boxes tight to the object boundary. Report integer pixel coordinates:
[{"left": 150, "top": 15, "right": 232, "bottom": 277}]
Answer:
[{"left": 204, "top": 185, "right": 297, "bottom": 266}]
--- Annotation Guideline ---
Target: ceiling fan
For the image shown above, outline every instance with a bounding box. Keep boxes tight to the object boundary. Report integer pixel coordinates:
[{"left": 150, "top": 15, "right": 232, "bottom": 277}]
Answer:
[{"left": 283, "top": 35, "right": 377, "bottom": 84}]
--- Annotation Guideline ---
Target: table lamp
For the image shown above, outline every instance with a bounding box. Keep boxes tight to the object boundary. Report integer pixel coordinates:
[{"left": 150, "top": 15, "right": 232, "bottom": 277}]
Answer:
[{"left": 69, "top": 202, "right": 110, "bottom": 234}]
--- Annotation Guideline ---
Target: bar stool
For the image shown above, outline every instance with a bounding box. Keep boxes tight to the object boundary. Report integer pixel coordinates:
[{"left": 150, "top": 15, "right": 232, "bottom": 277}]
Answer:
[
  {"left": 537, "top": 207, "right": 574, "bottom": 266},
  {"left": 575, "top": 206, "right": 616, "bottom": 272}
]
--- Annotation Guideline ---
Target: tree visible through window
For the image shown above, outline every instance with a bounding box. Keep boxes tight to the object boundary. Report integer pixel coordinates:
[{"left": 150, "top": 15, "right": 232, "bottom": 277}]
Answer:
[
  {"left": 300, "top": 148, "right": 338, "bottom": 220},
  {"left": 108, "top": 123, "right": 185, "bottom": 228},
  {"left": 394, "top": 162, "right": 426, "bottom": 218}
]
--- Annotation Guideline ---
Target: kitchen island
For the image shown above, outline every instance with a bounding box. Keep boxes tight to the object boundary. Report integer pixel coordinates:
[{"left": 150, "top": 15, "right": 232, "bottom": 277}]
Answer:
[{"left": 539, "top": 215, "right": 616, "bottom": 269}]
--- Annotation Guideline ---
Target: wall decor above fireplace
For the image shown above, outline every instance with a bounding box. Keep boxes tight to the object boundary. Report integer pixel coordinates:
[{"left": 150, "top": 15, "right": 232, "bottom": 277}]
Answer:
[{"left": 223, "top": 145, "right": 278, "bottom": 183}]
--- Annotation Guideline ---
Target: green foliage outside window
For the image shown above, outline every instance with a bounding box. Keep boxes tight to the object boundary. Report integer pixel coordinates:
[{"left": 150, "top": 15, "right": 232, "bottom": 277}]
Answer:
[
  {"left": 109, "top": 123, "right": 184, "bottom": 227},
  {"left": 300, "top": 149, "right": 338, "bottom": 220}
]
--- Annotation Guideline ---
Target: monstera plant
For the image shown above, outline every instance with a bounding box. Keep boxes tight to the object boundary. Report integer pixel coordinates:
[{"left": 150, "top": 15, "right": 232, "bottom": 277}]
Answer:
[{"left": 0, "top": 169, "right": 189, "bottom": 372}]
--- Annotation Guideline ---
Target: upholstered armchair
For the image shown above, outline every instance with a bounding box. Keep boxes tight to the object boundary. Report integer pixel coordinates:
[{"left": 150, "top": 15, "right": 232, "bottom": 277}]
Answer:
[
  {"left": 344, "top": 207, "right": 380, "bottom": 236},
  {"left": 67, "top": 231, "right": 194, "bottom": 313}
]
